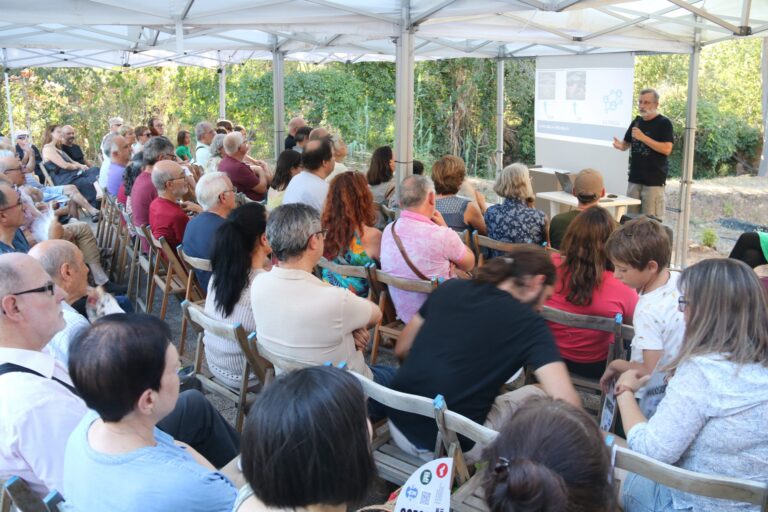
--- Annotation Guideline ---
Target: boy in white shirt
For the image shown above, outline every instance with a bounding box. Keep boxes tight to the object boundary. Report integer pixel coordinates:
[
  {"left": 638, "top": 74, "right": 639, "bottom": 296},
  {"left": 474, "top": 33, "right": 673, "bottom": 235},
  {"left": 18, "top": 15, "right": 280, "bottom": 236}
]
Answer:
[{"left": 600, "top": 217, "right": 685, "bottom": 417}]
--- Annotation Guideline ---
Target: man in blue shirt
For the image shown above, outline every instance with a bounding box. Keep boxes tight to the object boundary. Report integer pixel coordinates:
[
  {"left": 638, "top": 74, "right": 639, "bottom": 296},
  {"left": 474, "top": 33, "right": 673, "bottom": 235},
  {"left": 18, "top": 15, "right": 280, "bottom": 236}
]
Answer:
[
  {"left": 0, "top": 183, "right": 29, "bottom": 255},
  {"left": 182, "top": 172, "right": 236, "bottom": 291}
]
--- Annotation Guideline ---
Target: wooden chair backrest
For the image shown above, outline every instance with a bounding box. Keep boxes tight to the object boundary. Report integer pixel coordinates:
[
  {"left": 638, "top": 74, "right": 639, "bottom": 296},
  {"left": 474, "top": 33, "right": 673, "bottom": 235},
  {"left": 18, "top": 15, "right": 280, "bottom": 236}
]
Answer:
[
  {"left": 541, "top": 305, "right": 633, "bottom": 356},
  {"left": 377, "top": 202, "right": 396, "bottom": 224},
  {"left": 182, "top": 301, "right": 274, "bottom": 384},
  {"left": 3, "top": 476, "right": 53, "bottom": 512},
  {"left": 614, "top": 446, "right": 768, "bottom": 510},
  {"left": 317, "top": 257, "right": 368, "bottom": 280},
  {"left": 367, "top": 268, "right": 439, "bottom": 324},
  {"left": 38, "top": 162, "right": 54, "bottom": 187},
  {"left": 472, "top": 231, "right": 523, "bottom": 266},
  {"left": 179, "top": 248, "right": 212, "bottom": 273},
  {"left": 349, "top": 371, "right": 438, "bottom": 419}
]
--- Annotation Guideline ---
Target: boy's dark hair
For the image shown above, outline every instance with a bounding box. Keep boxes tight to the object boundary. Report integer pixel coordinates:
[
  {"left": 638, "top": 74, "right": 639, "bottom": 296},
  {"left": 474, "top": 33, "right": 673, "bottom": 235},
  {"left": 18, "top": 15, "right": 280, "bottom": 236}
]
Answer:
[
  {"left": 605, "top": 216, "right": 671, "bottom": 271},
  {"left": 412, "top": 160, "right": 424, "bottom": 175},
  {"left": 241, "top": 366, "right": 375, "bottom": 508},
  {"left": 295, "top": 126, "right": 312, "bottom": 143},
  {"left": 68, "top": 314, "right": 170, "bottom": 422}
]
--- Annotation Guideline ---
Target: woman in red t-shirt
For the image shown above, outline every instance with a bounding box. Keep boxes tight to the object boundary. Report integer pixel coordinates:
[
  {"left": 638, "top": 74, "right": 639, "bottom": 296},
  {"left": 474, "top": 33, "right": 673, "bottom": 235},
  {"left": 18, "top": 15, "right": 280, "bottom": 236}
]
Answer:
[{"left": 545, "top": 207, "right": 638, "bottom": 379}]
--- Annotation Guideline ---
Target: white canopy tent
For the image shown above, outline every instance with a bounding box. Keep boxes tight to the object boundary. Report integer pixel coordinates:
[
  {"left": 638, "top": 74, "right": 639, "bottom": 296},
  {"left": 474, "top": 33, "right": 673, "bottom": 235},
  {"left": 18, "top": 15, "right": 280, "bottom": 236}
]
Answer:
[{"left": 1, "top": 0, "right": 766, "bottom": 265}]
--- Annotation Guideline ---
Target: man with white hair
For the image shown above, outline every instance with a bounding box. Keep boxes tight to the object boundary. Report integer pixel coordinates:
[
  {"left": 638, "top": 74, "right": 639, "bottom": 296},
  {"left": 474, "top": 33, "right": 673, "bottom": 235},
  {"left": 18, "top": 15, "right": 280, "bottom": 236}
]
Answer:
[
  {"left": 99, "top": 116, "right": 124, "bottom": 188},
  {"left": 182, "top": 172, "right": 235, "bottom": 290},
  {"left": 284, "top": 117, "right": 306, "bottom": 150},
  {"left": 105, "top": 134, "right": 131, "bottom": 196},
  {"left": 0, "top": 253, "right": 241, "bottom": 496},
  {"left": 194, "top": 121, "right": 216, "bottom": 167},
  {"left": 149, "top": 160, "right": 202, "bottom": 251},
  {"left": 219, "top": 132, "right": 268, "bottom": 201}
]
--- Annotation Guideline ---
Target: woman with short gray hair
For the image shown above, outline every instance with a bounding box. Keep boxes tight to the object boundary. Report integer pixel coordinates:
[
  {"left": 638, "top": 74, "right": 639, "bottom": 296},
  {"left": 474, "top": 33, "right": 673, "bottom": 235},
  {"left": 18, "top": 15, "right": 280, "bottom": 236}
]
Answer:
[
  {"left": 205, "top": 134, "right": 227, "bottom": 174},
  {"left": 484, "top": 163, "right": 547, "bottom": 253}
]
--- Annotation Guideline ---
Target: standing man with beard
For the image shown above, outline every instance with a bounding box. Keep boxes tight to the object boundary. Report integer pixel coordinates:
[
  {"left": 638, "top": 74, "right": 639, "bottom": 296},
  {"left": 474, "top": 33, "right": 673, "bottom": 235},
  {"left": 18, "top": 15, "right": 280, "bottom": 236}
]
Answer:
[{"left": 612, "top": 88, "right": 674, "bottom": 219}]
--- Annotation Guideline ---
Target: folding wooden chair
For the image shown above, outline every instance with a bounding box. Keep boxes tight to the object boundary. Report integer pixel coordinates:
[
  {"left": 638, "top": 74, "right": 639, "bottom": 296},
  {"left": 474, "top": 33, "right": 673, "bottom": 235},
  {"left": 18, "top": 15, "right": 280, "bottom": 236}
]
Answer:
[
  {"left": 349, "top": 372, "right": 445, "bottom": 485},
  {"left": 38, "top": 162, "right": 55, "bottom": 187},
  {"left": 182, "top": 301, "right": 275, "bottom": 431},
  {"left": 178, "top": 247, "right": 209, "bottom": 356},
  {"left": 471, "top": 231, "right": 522, "bottom": 267},
  {"left": 134, "top": 225, "right": 156, "bottom": 313},
  {"left": 3, "top": 476, "right": 65, "bottom": 512},
  {"left": 147, "top": 233, "right": 195, "bottom": 321},
  {"left": 614, "top": 446, "right": 768, "bottom": 511},
  {"left": 316, "top": 257, "right": 372, "bottom": 299},
  {"left": 366, "top": 268, "right": 439, "bottom": 364}
]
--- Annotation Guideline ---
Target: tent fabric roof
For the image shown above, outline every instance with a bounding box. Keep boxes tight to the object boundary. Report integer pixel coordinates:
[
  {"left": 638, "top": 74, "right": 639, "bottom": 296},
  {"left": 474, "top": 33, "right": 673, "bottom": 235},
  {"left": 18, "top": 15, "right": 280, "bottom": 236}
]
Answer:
[{"left": 1, "top": 0, "right": 766, "bottom": 68}]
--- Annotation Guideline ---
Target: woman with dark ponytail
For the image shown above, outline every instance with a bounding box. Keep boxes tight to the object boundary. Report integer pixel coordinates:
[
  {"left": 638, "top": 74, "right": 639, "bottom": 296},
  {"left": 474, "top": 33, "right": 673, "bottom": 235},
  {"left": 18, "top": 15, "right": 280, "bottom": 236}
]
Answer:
[
  {"left": 483, "top": 397, "right": 615, "bottom": 512},
  {"left": 202, "top": 202, "right": 272, "bottom": 388}
]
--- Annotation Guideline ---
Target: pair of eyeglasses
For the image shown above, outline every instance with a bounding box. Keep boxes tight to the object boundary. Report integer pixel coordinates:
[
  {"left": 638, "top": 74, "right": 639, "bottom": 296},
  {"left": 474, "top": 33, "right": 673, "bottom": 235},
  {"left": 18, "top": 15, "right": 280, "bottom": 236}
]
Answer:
[
  {"left": 12, "top": 282, "right": 55, "bottom": 297},
  {"left": 2, "top": 167, "right": 23, "bottom": 174},
  {"left": 16, "top": 135, "right": 28, "bottom": 140},
  {"left": 169, "top": 175, "right": 187, "bottom": 182},
  {"left": 677, "top": 295, "right": 688, "bottom": 312},
  {"left": 305, "top": 229, "right": 327, "bottom": 247},
  {"left": 0, "top": 195, "right": 23, "bottom": 213}
]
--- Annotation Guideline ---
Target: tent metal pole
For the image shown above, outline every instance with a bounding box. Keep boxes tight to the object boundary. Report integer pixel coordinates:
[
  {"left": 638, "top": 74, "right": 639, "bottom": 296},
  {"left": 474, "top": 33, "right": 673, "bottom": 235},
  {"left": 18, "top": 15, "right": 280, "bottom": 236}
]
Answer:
[
  {"left": 3, "top": 49, "right": 14, "bottom": 138},
  {"left": 394, "top": 0, "right": 414, "bottom": 199},
  {"left": 272, "top": 45, "right": 286, "bottom": 161},
  {"left": 495, "top": 54, "right": 505, "bottom": 176},
  {"left": 218, "top": 65, "right": 226, "bottom": 120},
  {"left": 759, "top": 37, "right": 767, "bottom": 177},
  {"left": 674, "top": 25, "right": 701, "bottom": 268}
]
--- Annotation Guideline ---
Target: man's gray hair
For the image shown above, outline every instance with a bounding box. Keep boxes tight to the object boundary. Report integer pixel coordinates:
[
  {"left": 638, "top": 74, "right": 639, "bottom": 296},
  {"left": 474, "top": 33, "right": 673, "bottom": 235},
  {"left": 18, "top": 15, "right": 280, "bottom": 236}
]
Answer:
[
  {"left": 210, "top": 133, "right": 226, "bottom": 156},
  {"left": 399, "top": 175, "right": 434, "bottom": 209},
  {"left": 31, "top": 240, "right": 78, "bottom": 282},
  {"left": 0, "top": 254, "right": 24, "bottom": 300},
  {"left": 266, "top": 203, "right": 321, "bottom": 262},
  {"left": 142, "top": 136, "right": 175, "bottom": 166},
  {"left": 195, "top": 121, "right": 213, "bottom": 140},
  {"left": 639, "top": 88, "right": 660, "bottom": 102},
  {"left": 0, "top": 183, "right": 13, "bottom": 208},
  {"left": 223, "top": 132, "right": 243, "bottom": 157},
  {"left": 195, "top": 172, "right": 230, "bottom": 210},
  {"left": 151, "top": 165, "right": 175, "bottom": 192},
  {"left": 108, "top": 117, "right": 123, "bottom": 127},
  {"left": 101, "top": 132, "right": 117, "bottom": 154},
  {"left": 109, "top": 135, "right": 124, "bottom": 155}
]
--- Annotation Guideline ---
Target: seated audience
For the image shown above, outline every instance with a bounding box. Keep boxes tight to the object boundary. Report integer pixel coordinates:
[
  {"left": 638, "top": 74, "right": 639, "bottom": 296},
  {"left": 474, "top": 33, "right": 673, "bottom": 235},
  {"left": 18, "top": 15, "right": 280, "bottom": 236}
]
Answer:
[
  {"left": 432, "top": 155, "right": 487, "bottom": 233},
  {"left": 284, "top": 117, "right": 306, "bottom": 151},
  {"left": 282, "top": 139, "right": 334, "bottom": 212},
  {"left": 321, "top": 172, "right": 380, "bottom": 297},
  {"left": 14, "top": 130, "right": 44, "bottom": 185},
  {"left": 176, "top": 129, "right": 192, "bottom": 162},
  {"left": 293, "top": 126, "right": 312, "bottom": 153},
  {"left": 380, "top": 175, "right": 475, "bottom": 323},
  {"left": 309, "top": 127, "right": 330, "bottom": 141},
  {"left": 182, "top": 172, "right": 235, "bottom": 291},
  {"left": 325, "top": 134, "right": 350, "bottom": 182},
  {"left": 600, "top": 217, "right": 684, "bottom": 418},
  {"left": 234, "top": 366, "right": 375, "bottom": 511},
  {"left": 204, "top": 203, "right": 272, "bottom": 388},
  {"left": 234, "top": 125, "right": 247, "bottom": 138},
  {"left": 617, "top": 258, "right": 768, "bottom": 512},
  {"left": 194, "top": 121, "right": 216, "bottom": 167},
  {"left": 366, "top": 145, "right": 395, "bottom": 205},
  {"left": 266, "top": 149, "right": 302, "bottom": 211},
  {"left": 216, "top": 119, "right": 233, "bottom": 133},
  {"left": 220, "top": 132, "right": 268, "bottom": 201},
  {"left": 483, "top": 397, "right": 615, "bottom": 512},
  {"left": 118, "top": 124, "right": 136, "bottom": 151},
  {"left": 412, "top": 160, "right": 424, "bottom": 175},
  {"left": 131, "top": 137, "right": 175, "bottom": 247},
  {"left": 149, "top": 160, "right": 201, "bottom": 251},
  {"left": 0, "top": 254, "right": 240, "bottom": 496},
  {"left": 60, "top": 125, "right": 95, "bottom": 168},
  {"left": 148, "top": 115, "right": 165, "bottom": 137},
  {"left": 729, "top": 231, "right": 767, "bottom": 268},
  {"left": 117, "top": 152, "right": 144, "bottom": 213},
  {"left": 41, "top": 125, "right": 99, "bottom": 208},
  {"left": 64, "top": 314, "right": 238, "bottom": 511},
  {"left": 0, "top": 182, "right": 30, "bottom": 254},
  {"left": 250, "top": 204, "right": 389, "bottom": 386},
  {"left": 99, "top": 117, "right": 123, "bottom": 188},
  {"left": 388, "top": 246, "right": 579, "bottom": 459},
  {"left": 484, "top": 163, "right": 547, "bottom": 251},
  {"left": 133, "top": 124, "right": 150, "bottom": 154},
  {"left": 548, "top": 168, "right": 605, "bottom": 250},
  {"left": 545, "top": 207, "right": 637, "bottom": 379},
  {"left": 105, "top": 134, "right": 132, "bottom": 196}
]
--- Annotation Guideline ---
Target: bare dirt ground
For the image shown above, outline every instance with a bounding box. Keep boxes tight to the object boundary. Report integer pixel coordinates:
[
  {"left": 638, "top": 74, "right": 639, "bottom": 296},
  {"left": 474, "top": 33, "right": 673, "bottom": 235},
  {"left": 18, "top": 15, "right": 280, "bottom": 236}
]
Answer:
[{"left": 468, "top": 174, "right": 768, "bottom": 266}]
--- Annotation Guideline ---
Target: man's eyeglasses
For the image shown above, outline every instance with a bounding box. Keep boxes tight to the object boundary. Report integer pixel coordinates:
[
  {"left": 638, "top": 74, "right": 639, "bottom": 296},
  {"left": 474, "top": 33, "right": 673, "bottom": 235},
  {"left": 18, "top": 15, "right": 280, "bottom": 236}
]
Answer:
[
  {"left": 305, "top": 229, "right": 327, "bottom": 247},
  {"left": 16, "top": 135, "right": 28, "bottom": 140},
  {"left": 169, "top": 174, "right": 187, "bottom": 182},
  {"left": 2, "top": 167, "right": 23, "bottom": 174},
  {"left": 0, "top": 196, "right": 23, "bottom": 213},
  {"left": 11, "top": 282, "right": 55, "bottom": 297},
  {"left": 677, "top": 295, "right": 688, "bottom": 312}
]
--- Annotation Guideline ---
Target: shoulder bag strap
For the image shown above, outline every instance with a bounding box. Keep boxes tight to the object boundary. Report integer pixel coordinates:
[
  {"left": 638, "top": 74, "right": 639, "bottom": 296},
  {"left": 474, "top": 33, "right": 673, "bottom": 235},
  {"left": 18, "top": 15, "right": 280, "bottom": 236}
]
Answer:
[
  {"left": 0, "top": 362, "right": 80, "bottom": 396},
  {"left": 390, "top": 220, "right": 430, "bottom": 281}
]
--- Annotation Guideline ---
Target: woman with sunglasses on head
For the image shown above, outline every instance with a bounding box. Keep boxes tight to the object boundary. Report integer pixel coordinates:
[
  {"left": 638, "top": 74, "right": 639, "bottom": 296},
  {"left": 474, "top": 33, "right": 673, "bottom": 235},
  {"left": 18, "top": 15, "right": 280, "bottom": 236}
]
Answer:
[{"left": 617, "top": 258, "right": 768, "bottom": 512}]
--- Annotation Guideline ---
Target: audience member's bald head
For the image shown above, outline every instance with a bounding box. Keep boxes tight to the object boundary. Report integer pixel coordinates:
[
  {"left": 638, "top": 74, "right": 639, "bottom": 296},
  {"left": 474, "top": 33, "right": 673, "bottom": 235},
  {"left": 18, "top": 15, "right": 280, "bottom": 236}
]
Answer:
[
  {"left": 29, "top": 240, "right": 79, "bottom": 282},
  {"left": 308, "top": 127, "right": 329, "bottom": 141},
  {"left": 288, "top": 117, "right": 306, "bottom": 136},
  {"left": 399, "top": 175, "right": 434, "bottom": 209},
  {"left": 151, "top": 160, "right": 184, "bottom": 193}
]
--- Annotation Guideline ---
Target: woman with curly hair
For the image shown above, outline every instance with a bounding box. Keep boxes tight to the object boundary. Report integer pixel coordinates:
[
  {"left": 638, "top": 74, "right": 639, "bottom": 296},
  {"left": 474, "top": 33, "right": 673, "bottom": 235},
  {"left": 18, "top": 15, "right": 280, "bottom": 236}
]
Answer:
[
  {"left": 545, "top": 206, "right": 637, "bottom": 379},
  {"left": 321, "top": 172, "right": 381, "bottom": 297}
]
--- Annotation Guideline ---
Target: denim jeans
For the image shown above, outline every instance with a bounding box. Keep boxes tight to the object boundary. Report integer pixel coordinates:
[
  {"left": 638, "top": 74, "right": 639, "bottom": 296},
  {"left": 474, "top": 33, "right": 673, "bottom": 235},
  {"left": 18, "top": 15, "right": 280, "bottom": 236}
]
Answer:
[
  {"left": 622, "top": 473, "right": 691, "bottom": 512},
  {"left": 367, "top": 364, "right": 397, "bottom": 421}
]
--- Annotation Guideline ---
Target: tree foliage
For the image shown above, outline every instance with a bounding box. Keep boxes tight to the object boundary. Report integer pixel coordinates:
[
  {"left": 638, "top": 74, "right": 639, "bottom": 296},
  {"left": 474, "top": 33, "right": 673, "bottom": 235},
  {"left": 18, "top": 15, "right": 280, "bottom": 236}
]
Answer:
[{"left": 0, "top": 38, "right": 761, "bottom": 180}]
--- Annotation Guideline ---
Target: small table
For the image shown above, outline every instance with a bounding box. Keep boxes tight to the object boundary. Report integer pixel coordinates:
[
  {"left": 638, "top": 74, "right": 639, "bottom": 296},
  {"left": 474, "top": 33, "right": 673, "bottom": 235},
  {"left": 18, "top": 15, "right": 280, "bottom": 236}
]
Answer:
[{"left": 535, "top": 191, "right": 641, "bottom": 221}]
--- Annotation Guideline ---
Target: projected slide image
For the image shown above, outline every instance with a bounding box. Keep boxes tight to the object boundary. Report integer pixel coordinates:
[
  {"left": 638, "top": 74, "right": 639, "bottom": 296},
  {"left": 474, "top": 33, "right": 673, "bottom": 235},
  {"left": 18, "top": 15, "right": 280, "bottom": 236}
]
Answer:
[{"left": 535, "top": 67, "right": 633, "bottom": 146}]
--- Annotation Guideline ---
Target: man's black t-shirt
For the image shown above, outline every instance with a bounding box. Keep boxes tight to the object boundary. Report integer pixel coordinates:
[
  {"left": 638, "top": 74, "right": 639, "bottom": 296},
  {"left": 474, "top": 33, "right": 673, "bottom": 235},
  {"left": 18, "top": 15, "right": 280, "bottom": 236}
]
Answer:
[
  {"left": 284, "top": 134, "right": 296, "bottom": 151},
  {"left": 388, "top": 279, "right": 561, "bottom": 451},
  {"left": 62, "top": 144, "right": 87, "bottom": 166},
  {"left": 624, "top": 114, "right": 674, "bottom": 187}
]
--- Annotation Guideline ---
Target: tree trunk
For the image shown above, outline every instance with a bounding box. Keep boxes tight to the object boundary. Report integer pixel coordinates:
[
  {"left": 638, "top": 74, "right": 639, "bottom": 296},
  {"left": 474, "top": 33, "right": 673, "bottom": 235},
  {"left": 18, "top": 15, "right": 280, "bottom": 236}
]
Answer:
[{"left": 760, "top": 37, "right": 768, "bottom": 177}]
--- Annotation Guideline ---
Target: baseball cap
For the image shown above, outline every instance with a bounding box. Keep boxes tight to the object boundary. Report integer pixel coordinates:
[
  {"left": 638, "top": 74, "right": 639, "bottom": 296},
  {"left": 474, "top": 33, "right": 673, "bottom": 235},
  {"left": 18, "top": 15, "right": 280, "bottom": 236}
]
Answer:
[
  {"left": 14, "top": 130, "right": 30, "bottom": 139},
  {"left": 108, "top": 117, "right": 124, "bottom": 127},
  {"left": 573, "top": 168, "right": 604, "bottom": 203}
]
